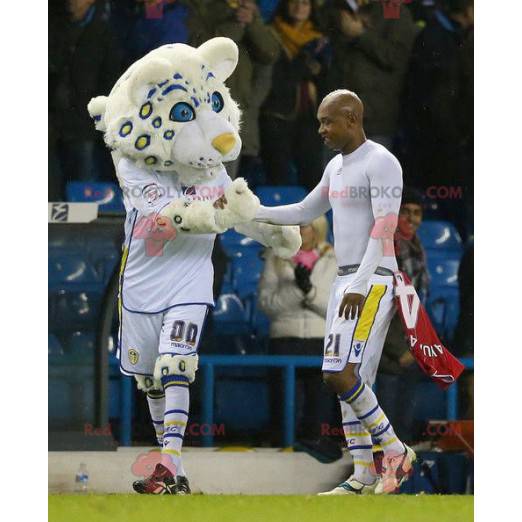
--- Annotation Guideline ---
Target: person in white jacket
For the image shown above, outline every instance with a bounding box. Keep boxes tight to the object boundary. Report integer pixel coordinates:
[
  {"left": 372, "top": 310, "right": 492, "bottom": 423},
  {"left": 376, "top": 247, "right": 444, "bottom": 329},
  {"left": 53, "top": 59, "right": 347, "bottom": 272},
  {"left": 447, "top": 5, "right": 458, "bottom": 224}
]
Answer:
[{"left": 258, "top": 215, "right": 340, "bottom": 452}]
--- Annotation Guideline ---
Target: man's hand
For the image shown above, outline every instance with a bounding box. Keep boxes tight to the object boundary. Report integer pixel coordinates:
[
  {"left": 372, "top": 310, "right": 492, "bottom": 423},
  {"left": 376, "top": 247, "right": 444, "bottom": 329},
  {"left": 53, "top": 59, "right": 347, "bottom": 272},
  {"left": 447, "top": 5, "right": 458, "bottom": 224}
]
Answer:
[
  {"left": 339, "top": 10, "right": 365, "bottom": 39},
  {"left": 338, "top": 292, "right": 366, "bottom": 320}
]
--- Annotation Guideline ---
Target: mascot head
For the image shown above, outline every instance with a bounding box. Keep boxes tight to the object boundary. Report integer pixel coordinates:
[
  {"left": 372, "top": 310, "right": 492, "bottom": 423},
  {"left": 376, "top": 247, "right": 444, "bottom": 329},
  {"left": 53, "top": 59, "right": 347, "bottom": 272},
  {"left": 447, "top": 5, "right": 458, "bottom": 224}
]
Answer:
[{"left": 88, "top": 37, "right": 241, "bottom": 184}]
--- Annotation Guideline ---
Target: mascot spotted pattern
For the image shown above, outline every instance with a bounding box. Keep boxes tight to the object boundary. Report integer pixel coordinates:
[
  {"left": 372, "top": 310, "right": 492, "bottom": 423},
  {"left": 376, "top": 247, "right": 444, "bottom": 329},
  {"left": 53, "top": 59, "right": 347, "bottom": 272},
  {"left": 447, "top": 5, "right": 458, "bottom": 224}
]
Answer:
[{"left": 88, "top": 38, "right": 301, "bottom": 495}]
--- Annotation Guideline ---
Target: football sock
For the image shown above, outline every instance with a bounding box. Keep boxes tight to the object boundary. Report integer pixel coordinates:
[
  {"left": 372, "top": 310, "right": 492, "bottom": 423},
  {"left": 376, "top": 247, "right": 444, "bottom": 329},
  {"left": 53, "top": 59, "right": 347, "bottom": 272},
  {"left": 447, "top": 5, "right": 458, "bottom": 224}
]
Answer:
[
  {"left": 339, "top": 379, "right": 405, "bottom": 456},
  {"left": 146, "top": 389, "right": 165, "bottom": 446},
  {"left": 160, "top": 374, "right": 190, "bottom": 477},
  {"left": 340, "top": 400, "right": 377, "bottom": 484}
]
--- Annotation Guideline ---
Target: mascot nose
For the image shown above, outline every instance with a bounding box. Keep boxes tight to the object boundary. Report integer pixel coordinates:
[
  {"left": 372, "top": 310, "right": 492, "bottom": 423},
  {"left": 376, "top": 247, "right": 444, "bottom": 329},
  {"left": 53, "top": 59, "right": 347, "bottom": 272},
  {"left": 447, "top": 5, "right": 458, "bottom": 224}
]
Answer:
[{"left": 211, "top": 133, "right": 236, "bottom": 155}]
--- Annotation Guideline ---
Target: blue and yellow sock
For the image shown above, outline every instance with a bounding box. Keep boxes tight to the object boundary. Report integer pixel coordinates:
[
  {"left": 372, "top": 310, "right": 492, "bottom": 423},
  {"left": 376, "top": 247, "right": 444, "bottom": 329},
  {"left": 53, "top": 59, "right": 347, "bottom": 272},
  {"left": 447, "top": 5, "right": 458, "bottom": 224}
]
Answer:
[
  {"left": 339, "top": 380, "right": 405, "bottom": 456},
  {"left": 160, "top": 374, "right": 190, "bottom": 477},
  {"left": 340, "top": 400, "right": 377, "bottom": 484},
  {"left": 146, "top": 389, "right": 165, "bottom": 446}
]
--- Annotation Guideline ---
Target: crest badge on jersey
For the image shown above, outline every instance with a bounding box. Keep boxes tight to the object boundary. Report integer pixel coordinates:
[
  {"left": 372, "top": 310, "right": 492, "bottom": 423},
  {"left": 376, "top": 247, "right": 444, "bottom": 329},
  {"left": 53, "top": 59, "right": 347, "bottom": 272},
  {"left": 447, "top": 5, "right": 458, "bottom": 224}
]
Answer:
[
  {"left": 142, "top": 183, "right": 162, "bottom": 206},
  {"left": 128, "top": 348, "right": 140, "bottom": 365}
]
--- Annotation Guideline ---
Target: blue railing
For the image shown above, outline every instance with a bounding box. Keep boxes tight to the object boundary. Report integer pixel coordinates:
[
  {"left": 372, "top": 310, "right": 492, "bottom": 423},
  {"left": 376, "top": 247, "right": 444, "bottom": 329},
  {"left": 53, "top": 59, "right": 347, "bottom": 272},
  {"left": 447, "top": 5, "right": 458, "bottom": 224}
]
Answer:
[{"left": 118, "top": 355, "right": 474, "bottom": 447}]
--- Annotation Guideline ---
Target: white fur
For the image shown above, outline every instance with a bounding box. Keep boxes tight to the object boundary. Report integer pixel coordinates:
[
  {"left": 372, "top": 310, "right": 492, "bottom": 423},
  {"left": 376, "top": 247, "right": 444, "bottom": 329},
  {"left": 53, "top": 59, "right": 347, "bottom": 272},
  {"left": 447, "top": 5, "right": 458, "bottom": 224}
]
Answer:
[
  {"left": 154, "top": 354, "right": 199, "bottom": 384},
  {"left": 87, "top": 38, "right": 242, "bottom": 180},
  {"left": 160, "top": 177, "right": 260, "bottom": 234},
  {"left": 235, "top": 222, "right": 302, "bottom": 259},
  {"left": 134, "top": 374, "right": 163, "bottom": 392}
]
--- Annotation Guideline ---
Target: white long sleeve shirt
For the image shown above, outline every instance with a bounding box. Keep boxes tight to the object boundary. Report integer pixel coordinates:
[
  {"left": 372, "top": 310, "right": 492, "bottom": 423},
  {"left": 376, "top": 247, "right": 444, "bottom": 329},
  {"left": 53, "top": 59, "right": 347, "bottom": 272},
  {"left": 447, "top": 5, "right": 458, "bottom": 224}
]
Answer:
[{"left": 255, "top": 140, "right": 403, "bottom": 296}]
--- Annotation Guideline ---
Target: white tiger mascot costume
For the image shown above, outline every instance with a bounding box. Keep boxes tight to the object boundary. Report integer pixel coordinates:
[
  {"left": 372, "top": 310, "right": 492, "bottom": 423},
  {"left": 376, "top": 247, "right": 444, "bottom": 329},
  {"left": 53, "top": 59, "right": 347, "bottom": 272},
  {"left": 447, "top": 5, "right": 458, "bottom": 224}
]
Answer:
[{"left": 88, "top": 37, "right": 300, "bottom": 494}]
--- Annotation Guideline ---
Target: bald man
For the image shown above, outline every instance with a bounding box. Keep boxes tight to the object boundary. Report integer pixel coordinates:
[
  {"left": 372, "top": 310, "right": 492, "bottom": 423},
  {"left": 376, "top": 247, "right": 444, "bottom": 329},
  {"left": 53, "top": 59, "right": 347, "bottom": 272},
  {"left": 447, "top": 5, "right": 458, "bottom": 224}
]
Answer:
[{"left": 255, "top": 90, "right": 415, "bottom": 495}]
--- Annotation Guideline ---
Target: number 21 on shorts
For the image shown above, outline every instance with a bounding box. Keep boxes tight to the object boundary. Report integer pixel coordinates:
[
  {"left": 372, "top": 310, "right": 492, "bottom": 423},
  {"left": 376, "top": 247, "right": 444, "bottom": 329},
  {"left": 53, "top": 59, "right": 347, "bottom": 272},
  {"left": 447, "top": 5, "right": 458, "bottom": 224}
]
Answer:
[{"left": 325, "top": 333, "right": 341, "bottom": 357}]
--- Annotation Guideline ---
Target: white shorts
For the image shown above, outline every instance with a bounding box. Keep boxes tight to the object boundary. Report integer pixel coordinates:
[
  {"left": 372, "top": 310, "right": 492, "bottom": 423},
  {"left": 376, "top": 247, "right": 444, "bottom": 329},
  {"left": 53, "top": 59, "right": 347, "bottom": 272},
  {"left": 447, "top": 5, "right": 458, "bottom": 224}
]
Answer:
[
  {"left": 118, "top": 304, "right": 209, "bottom": 376},
  {"left": 322, "top": 273, "right": 395, "bottom": 386}
]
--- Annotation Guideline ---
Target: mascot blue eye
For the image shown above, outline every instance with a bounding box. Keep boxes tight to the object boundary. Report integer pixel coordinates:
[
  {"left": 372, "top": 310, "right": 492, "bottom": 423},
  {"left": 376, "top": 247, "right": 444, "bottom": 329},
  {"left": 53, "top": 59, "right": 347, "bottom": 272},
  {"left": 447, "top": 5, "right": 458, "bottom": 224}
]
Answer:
[
  {"left": 211, "top": 92, "right": 224, "bottom": 113},
  {"left": 169, "top": 102, "right": 195, "bottom": 122}
]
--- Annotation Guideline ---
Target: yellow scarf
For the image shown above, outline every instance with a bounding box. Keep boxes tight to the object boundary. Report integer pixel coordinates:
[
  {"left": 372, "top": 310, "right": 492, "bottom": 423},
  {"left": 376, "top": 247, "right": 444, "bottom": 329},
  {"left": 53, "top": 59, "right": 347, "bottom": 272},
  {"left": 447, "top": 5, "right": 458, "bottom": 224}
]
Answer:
[{"left": 273, "top": 16, "right": 323, "bottom": 59}]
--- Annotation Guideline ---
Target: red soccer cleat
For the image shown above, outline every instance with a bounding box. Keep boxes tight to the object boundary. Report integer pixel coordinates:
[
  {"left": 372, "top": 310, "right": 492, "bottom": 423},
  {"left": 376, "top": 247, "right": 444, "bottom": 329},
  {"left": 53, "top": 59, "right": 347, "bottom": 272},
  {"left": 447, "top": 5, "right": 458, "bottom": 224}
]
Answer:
[
  {"left": 132, "top": 463, "right": 177, "bottom": 495},
  {"left": 375, "top": 445, "right": 417, "bottom": 494}
]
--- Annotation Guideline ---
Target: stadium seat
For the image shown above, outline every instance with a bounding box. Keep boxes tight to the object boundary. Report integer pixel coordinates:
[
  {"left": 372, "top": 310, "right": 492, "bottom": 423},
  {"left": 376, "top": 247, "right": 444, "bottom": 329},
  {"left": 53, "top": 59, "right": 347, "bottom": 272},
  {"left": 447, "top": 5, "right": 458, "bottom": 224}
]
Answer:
[
  {"left": 255, "top": 185, "right": 307, "bottom": 206},
  {"left": 48, "top": 254, "right": 102, "bottom": 288},
  {"left": 68, "top": 331, "right": 96, "bottom": 358},
  {"left": 426, "top": 255, "right": 460, "bottom": 288},
  {"left": 48, "top": 334, "right": 64, "bottom": 356},
  {"left": 231, "top": 251, "right": 264, "bottom": 299},
  {"left": 66, "top": 181, "right": 125, "bottom": 212},
  {"left": 214, "top": 373, "right": 270, "bottom": 431},
  {"left": 220, "top": 228, "right": 261, "bottom": 257},
  {"left": 427, "top": 287, "right": 460, "bottom": 343},
  {"left": 417, "top": 220, "right": 463, "bottom": 253},
  {"left": 212, "top": 293, "right": 249, "bottom": 335},
  {"left": 89, "top": 247, "right": 121, "bottom": 284},
  {"left": 250, "top": 302, "right": 271, "bottom": 338},
  {"left": 414, "top": 380, "right": 447, "bottom": 420},
  {"left": 53, "top": 290, "right": 102, "bottom": 331}
]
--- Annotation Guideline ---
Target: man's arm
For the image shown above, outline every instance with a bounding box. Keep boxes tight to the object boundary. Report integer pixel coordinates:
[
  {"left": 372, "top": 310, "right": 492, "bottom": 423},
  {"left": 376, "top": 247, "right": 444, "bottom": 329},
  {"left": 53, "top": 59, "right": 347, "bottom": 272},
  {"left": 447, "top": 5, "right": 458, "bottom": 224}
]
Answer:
[
  {"left": 254, "top": 163, "right": 333, "bottom": 225},
  {"left": 339, "top": 151, "right": 402, "bottom": 319}
]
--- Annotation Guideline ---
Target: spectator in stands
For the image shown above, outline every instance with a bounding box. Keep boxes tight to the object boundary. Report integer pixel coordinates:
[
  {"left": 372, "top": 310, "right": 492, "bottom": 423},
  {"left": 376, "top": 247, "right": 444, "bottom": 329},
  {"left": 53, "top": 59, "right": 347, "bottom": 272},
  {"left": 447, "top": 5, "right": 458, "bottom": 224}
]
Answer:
[
  {"left": 454, "top": 242, "right": 473, "bottom": 357},
  {"left": 49, "top": 0, "right": 123, "bottom": 198},
  {"left": 403, "top": 0, "right": 474, "bottom": 195},
  {"left": 259, "top": 0, "right": 329, "bottom": 190},
  {"left": 454, "top": 242, "right": 473, "bottom": 419},
  {"left": 128, "top": 1, "right": 191, "bottom": 63},
  {"left": 258, "top": 216, "right": 341, "bottom": 456},
  {"left": 376, "top": 188, "right": 428, "bottom": 443},
  {"left": 322, "top": 0, "right": 418, "bottom": 152},
  {"left": 188, "top": 0, "right": 281, "bottom": 181}
]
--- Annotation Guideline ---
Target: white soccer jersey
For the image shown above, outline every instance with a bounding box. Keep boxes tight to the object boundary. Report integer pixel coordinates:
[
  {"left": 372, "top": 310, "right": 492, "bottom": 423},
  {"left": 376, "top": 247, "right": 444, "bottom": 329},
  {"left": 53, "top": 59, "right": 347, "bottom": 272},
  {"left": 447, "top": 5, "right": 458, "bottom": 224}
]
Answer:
[
  {"left": 116, "top": 156, "right": 231, "bottom": 313},
  {"left": 255, "top": 140, "right": 403, "bottom": 296}
]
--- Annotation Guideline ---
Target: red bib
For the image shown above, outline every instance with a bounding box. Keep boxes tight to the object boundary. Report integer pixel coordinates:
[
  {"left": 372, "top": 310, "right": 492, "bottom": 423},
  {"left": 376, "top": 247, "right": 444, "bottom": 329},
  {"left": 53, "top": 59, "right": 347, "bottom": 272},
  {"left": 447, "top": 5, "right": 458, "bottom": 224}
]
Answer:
[{"left": 393, "top": 271, "right": 465, "bottom": 390}]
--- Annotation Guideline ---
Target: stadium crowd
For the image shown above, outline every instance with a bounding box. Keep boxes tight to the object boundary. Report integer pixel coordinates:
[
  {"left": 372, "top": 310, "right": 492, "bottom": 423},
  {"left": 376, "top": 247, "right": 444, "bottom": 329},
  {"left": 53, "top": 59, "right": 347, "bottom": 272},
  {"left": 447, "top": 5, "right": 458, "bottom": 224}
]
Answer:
[
  {"left": 49, "top": 0, "right": 474, "bottom": 449},
  {"left": 49, "top": 0, "right": 473, "bottom": 218}
]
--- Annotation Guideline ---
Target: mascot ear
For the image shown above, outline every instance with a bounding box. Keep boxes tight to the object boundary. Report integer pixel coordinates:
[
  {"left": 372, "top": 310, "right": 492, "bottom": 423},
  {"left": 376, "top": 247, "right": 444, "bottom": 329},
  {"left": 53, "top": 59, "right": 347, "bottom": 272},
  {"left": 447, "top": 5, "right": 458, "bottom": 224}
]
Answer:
[
  {"left": 128, "top": 58, "right": 172, "bottom": 105},
  {"left": 88, "top": 96, "right": 108, "bottom": 131},
  {"left": 197, "top": 37, "right": 238, "bottom": 82}
]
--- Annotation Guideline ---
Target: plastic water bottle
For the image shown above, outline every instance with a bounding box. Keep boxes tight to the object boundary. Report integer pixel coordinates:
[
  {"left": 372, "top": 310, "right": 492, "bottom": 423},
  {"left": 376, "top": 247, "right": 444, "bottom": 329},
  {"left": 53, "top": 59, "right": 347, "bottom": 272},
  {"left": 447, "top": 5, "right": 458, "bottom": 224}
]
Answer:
[{"left": 75, "top": 463, "right": 89, "bottom": 493}]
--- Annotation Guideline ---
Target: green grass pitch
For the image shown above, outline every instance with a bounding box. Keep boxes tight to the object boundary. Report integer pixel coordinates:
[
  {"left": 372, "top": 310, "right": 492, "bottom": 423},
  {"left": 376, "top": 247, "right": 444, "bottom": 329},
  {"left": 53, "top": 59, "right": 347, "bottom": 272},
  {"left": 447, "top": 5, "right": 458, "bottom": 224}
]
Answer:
[{"left": 49, "top": 494, "right": 473, "bottom": 522}]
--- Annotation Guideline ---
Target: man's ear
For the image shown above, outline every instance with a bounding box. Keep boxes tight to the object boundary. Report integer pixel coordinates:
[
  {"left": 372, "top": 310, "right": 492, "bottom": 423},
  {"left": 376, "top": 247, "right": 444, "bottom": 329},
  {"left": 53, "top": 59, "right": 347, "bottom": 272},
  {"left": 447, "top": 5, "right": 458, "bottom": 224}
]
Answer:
[{"left": 346, "top": 108, "right": 358, "bottom": 125}]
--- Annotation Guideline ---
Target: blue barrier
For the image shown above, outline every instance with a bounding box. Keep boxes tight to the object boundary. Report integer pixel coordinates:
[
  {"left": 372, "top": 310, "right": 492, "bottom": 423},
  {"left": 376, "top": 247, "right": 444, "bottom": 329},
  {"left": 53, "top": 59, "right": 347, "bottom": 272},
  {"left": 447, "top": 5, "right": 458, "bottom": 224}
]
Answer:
[{"left": 118, "top": 355, "right": 474, "bottom": 447}]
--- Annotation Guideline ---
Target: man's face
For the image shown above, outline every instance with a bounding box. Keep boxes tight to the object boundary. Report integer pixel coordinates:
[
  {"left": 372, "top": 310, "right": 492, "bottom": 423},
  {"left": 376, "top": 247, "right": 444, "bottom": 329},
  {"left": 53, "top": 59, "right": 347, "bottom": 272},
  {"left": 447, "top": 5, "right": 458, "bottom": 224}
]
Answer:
[
  {"left": 398, "top": 203, "right": 423, "bottom": 235},
  {"left": 317, "top": 101, "right": 352, "bottom": 151}
]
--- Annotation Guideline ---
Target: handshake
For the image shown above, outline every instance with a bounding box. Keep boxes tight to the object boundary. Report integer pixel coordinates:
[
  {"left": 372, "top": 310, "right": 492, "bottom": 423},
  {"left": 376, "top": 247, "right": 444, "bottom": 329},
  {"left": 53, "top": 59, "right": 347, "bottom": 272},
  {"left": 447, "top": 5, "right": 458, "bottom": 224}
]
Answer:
[{"left": 159, "top": 178, "right": 302, "bottom": 258}]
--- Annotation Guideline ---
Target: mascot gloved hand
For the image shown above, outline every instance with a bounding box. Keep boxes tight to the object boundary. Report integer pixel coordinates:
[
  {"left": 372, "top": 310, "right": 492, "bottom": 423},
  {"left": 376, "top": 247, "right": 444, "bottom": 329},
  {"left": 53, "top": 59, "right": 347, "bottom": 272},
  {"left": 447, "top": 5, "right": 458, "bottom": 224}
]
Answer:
[
  {"left": 161, "top": 177, "right": 260, "bottom": 234},
  {"left": 234, "top": 222, "right": 301, "bottom": 259}
]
